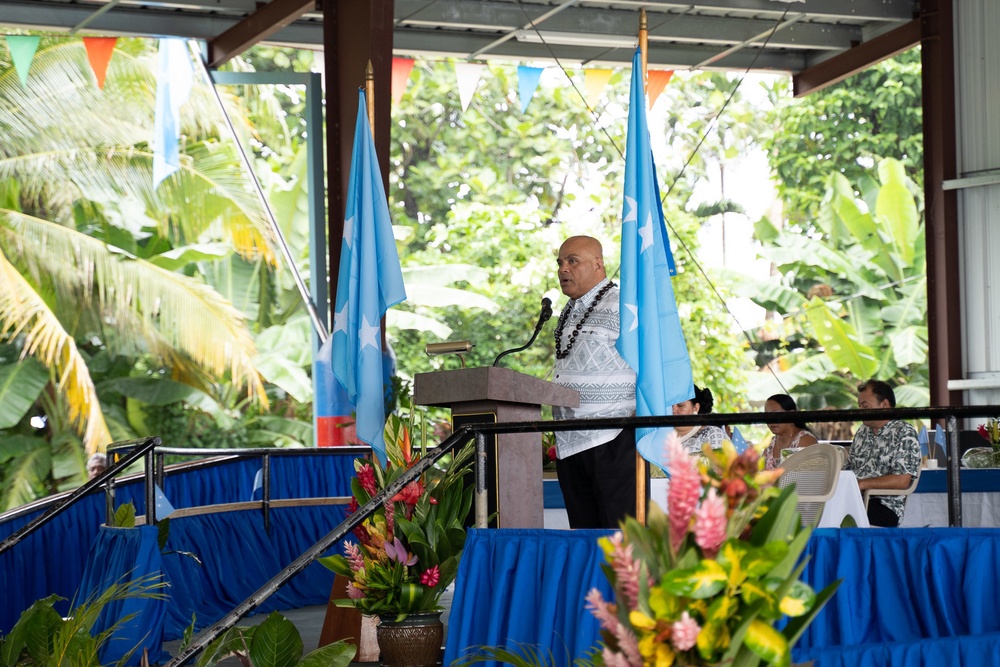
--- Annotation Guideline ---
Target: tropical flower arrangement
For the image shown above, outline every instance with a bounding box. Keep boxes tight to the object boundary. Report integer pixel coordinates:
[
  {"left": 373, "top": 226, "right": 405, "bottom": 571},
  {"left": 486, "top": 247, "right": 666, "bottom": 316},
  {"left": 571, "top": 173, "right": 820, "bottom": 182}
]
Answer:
[
  {"left": 585, "top": 435, "right": 839, "bottom": 667},
  {"left": 967, "top": 418, "right": 1000, "bottom": 468},
  {"left": 320, "top": 414, "right": 474, "bottom": 621}
]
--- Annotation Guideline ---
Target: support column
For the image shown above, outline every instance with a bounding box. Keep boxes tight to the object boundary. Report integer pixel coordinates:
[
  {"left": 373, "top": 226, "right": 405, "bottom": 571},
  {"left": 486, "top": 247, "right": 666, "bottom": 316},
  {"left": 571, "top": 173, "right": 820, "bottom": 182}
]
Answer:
[
  {"left": 323, "top": 0, "right": 395, "bottom": 302},
  {"left": 921, "top": 0, "right": 962, "bottom": 407}
]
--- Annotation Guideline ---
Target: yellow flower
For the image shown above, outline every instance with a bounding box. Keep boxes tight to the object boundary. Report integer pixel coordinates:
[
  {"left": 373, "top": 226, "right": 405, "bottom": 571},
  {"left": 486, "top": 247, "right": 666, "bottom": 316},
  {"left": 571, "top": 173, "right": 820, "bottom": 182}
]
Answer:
[
  {"left": 630, "top": 610, "right": 658, "bottom": 631},
  {"left": 653, "top": 642, "right": 675, "bottom": 667},
  {"left": 638, "top": 633, "right": 658, "bottom": 659}
]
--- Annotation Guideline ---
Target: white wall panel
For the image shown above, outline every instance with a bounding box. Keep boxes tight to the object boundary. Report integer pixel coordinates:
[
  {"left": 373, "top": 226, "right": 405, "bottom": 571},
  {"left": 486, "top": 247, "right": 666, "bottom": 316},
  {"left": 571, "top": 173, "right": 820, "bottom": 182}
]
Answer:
[{"left": 953, "top": 0, "right": 1000, "bottom": 402}]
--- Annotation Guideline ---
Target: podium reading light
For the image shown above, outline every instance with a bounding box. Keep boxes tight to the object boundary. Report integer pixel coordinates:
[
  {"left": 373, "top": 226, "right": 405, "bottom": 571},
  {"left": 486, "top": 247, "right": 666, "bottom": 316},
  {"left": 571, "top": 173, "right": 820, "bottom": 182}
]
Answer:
[{"left": 425, "top": 340, "right": 474, "bottom": 367}]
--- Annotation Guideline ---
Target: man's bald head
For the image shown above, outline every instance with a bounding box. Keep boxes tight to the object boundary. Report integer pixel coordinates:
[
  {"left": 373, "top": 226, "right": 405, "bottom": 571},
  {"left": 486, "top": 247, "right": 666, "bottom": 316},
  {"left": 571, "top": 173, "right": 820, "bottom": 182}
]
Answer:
[{"left": 557, "top": 236, "right": 607, "bottom": 299}]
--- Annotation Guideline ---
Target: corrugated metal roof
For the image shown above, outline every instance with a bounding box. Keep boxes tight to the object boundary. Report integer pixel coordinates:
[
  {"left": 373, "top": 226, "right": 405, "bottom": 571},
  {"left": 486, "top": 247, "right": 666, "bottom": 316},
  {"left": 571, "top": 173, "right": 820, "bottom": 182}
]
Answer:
[{"left": 0, "top": 0, "right": 918, "bottom": 73}]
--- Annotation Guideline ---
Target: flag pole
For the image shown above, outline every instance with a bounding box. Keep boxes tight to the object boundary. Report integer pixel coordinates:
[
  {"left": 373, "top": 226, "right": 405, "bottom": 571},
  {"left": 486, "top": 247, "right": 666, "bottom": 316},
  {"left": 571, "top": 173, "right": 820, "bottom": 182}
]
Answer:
[
  {"left": 365, "top": 59, "right": 388, "bottom": 353},
  {"left": 635, "top": 8, "right": 649, "bottom": 526}
]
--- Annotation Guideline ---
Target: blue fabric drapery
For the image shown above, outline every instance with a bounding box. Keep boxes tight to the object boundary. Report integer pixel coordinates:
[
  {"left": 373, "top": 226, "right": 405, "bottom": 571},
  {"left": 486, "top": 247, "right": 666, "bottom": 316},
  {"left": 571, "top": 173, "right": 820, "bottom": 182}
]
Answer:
[
  {"left": 1, "top": 452, "right": 358, "bottom": 635},
  {"left": 795, "top": 527, "right": 1000, "bottom": 663},
  {"left": 443, "top": 528, "right": 614, "bottom": 667},
  {"left": 77, "top": 526, "right": 168, "bottom": 666},
  {"left": 159, "top": 505, "right": 348, "bottom": 638}
]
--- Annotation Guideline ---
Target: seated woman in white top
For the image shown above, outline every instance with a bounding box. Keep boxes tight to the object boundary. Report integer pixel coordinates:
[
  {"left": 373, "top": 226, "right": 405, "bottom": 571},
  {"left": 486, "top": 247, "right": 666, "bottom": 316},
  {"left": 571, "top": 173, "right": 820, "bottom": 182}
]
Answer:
[
  {"left": 673, "top": 385, "right": 727, "bottom": 455},
  {"left": 763, "top": 393, "right": 818, "bottom": 470}
]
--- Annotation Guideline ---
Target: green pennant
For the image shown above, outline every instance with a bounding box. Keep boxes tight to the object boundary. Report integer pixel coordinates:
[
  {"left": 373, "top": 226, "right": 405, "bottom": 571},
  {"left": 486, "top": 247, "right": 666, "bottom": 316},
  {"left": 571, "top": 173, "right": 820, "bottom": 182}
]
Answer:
[{"left": 6, "top": 35, "right": 41, "bottom": 88}]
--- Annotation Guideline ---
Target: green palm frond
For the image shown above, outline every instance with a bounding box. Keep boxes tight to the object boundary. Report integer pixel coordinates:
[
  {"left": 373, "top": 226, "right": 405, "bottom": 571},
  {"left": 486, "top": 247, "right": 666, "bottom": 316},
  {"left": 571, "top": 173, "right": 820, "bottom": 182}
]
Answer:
[
  {"left": 150, "top": 141, "right": 278, "bottom": 262},
  {"left": 0, "top": 144, "right": 277, "bottom": 263},
  {"left": 0, "top": 246, "right": 112, "bottom": 453},
  {"left": 0, "top": 209, "right": 268, "bottom": 405}
]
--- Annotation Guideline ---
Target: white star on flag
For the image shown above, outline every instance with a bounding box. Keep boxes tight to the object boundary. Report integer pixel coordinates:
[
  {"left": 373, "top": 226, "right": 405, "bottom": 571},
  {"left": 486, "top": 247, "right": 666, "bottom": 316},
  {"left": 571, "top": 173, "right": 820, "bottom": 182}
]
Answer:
[
  {"left": 625, "top": 303, "right": 639, "bottom": 332},
  {"left": 639, "top": 212, "right": 654, "bottom": 253},
  {"left": 359, "top": 316, "right": 380, "bottom": 351}
]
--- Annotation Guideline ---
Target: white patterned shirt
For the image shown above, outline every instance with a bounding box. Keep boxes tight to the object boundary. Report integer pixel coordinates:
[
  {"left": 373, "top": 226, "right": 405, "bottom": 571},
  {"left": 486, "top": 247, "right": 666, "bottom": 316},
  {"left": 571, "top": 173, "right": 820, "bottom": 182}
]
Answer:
[
  {"left": 848, "top": 419, "right": 921, "bottom": 521},
  {"left": 552, "top": 279, "right": 636, "bottom": 458}
]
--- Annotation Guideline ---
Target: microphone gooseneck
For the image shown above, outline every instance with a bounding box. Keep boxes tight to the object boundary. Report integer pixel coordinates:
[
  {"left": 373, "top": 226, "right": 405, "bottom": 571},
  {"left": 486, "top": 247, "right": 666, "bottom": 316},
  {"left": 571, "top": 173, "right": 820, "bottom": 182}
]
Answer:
[{"left": 492, "top": 297, "right": 553, "bottom": 367}]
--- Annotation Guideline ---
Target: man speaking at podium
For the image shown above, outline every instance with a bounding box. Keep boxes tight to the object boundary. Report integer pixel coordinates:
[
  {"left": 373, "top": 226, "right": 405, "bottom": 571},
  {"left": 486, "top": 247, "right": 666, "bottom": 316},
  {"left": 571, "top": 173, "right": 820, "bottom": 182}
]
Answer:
[{"left": 552, "top": 235, "right": 637, "bottom": 529}]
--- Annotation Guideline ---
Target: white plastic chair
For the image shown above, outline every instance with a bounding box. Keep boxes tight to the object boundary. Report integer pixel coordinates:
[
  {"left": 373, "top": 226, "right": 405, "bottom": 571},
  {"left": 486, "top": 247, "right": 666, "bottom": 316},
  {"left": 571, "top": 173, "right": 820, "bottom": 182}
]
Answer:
[
  {"left": 863, "top": 468, "right": 921, "bottom": 510},
  {"left": 778, "top": 444, "right": 842, "bottom": 527}
]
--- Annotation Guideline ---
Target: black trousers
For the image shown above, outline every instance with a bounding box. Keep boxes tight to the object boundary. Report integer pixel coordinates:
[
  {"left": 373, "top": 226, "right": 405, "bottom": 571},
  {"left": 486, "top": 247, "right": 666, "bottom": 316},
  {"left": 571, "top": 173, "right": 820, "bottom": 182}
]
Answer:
[
  {"left": 555, "top": 429, "right": 636, "bottom": 529},
  {"left": 867, "top": 496, "right": 900, "bottom": 527}
]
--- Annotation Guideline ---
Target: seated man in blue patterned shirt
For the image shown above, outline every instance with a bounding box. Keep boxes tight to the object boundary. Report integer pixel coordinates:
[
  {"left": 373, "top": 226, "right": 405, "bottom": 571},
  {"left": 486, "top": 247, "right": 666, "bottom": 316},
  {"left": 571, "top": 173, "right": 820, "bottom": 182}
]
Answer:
[{"left": 849, "top": 379, "right": 921, "bottom": 527}]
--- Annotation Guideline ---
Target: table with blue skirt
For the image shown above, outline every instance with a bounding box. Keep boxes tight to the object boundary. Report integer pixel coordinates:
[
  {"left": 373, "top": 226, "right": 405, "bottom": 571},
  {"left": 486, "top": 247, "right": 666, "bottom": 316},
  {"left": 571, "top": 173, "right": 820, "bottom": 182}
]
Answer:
[{"left": 445, "top": 527, "right": 1000, "bottom": 667}]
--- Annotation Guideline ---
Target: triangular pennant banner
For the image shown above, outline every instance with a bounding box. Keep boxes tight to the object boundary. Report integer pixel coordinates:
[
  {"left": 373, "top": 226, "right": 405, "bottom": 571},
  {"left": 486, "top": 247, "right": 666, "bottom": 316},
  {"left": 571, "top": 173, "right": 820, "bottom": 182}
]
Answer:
[
  {"left": 646, "top": 69, "right": 674, "bottom": 108},
  {"left": 7, "top": 35, "right": 41, "bottom": 88},
  {"left": 517, "top": 65, "right": 544, "bottom": 113},
  {"left": 82, "top": 37, "right": 117, "bottom": 89},
  {"left": 391, "top": 57, "right": 415, "bottom": 104},
  {"left": 583, "top": 68, "right": 613, "bottom": 109},
  {"left": 454, "top": 62, "right": 485, "bottom": 112}
]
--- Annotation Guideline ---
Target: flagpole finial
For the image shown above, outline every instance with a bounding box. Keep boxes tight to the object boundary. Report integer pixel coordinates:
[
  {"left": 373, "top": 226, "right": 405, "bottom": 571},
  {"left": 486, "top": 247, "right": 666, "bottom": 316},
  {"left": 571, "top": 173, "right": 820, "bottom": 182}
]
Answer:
[
  {"left": 638, "top": 9, "right": 648, "bottom": 85},
  {"left": 365, "top": 59, "right": 376, "bottom": 134}
]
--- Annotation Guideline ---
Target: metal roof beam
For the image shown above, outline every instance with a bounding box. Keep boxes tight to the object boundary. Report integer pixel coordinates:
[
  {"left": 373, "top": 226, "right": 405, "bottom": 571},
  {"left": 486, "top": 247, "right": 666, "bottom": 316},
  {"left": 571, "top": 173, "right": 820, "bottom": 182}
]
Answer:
[
  {"left": 393, "top": 28, "right": 806, "bottom": 70},
  {"left": 207, "top": 0, "right": 317, "bottom": 67},
  {"left": 792, "top": 17, "right": 920, "bottom": 96},
  {"left": 565, "top": 0, "right": 917, "bottom": 22}
]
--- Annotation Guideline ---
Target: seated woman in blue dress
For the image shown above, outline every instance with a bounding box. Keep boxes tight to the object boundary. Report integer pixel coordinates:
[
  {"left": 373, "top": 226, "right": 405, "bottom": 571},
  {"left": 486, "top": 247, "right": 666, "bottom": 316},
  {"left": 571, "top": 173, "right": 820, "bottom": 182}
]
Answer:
[{"left": 672, "top": 385, "right": 727, "bottom": 455}]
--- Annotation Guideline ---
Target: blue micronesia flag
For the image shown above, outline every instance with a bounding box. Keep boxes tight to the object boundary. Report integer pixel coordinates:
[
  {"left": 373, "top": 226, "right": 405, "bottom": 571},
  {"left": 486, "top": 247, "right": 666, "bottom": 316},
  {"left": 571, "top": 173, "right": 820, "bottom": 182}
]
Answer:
[
  {"left": 616, "top": 48, "right": 695, "bottom": 471},
  {"left": 332, "top": 90, "right": 407, "bottom": 464}
]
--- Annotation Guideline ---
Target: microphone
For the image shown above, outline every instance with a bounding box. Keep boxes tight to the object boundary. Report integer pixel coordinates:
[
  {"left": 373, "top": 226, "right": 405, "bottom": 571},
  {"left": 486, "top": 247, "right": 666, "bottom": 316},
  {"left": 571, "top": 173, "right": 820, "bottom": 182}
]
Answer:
[{"left": 492, "top": 297, "right": 553, "bottom": 367}]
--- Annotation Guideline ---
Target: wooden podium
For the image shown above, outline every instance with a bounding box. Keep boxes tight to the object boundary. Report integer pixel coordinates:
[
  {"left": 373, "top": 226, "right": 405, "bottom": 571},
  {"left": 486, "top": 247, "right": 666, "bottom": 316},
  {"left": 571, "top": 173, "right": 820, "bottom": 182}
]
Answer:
[{"left": 414, "top": 366, "right": 579, "bottom": 528}]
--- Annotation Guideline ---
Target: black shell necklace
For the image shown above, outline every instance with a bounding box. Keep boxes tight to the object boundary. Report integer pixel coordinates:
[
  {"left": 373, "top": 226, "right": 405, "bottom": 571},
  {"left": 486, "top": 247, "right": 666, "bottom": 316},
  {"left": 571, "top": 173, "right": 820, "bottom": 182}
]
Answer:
[{"left": 554, "top": 281, "right": 615, "bottom": 360}]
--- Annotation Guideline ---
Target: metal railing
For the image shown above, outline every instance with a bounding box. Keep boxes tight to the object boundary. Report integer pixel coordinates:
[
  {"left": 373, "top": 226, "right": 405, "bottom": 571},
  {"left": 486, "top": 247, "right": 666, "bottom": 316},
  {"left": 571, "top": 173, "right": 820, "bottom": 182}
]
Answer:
[
  {"left": 0, "top": 437, "right": 160, "bottom": 555},
  {"left": 166, "top": 403, "right": 1000, "bottom": 665}
]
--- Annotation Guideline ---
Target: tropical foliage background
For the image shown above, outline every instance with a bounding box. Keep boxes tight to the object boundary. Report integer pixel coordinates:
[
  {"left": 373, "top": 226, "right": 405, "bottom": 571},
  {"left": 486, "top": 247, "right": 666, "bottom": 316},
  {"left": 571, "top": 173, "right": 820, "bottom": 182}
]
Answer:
[{"left": 0, "top": 31, "right": 924, "bottom": 509}]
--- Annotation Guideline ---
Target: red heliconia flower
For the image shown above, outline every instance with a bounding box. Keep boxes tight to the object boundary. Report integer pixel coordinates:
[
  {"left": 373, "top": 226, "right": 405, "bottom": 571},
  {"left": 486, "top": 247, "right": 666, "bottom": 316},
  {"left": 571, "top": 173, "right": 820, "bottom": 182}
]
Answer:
[
  {"left": 979, "top": 423, "right": 991, "bottom": 442},
  {"left": 546, "top": 445, "right": 557, "bottom": 462},
  {"left": 400, "top": 427, "right": 413, "bottom": 466},
  {"left": 357, "top": 463, "right": 377, "bottom": 496},
  {"left": 392, "top": 480, "right": 429, "bottom": 507},
  {"left": 346, "top": 496, "right": 359, "bottom": 516},
  {"left": 420, "top": 565, "right": 440, "bottom": 587}
]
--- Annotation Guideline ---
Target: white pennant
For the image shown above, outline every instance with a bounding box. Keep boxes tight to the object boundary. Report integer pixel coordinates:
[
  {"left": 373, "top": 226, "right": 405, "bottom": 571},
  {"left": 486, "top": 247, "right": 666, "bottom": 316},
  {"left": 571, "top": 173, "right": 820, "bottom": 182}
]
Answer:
[{"left": 454, "top": 62, "right": 485, "bottom": 112}]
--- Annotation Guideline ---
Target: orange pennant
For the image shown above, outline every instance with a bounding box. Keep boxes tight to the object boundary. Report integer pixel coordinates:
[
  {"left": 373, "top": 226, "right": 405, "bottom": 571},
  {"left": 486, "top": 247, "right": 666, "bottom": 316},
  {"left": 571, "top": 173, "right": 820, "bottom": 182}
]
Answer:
[
  {"left": 583, "top": 68, "right": 613, "bottom": 109},
  {"left": 83, "top": 37, "right": 117, "bottom": 89},
  {"left": 391, "top": 57, "right": 415, "bottom": 104},
  {"left": 646, "top": 69, "right": 674, "bottom": 108}
]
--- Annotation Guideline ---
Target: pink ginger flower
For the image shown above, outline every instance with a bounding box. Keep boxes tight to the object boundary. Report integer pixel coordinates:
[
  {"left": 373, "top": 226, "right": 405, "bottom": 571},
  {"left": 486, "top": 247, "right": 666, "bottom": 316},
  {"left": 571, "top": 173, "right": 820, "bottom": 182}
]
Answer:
[
  {"left": 585, "top": 588, "right": 618, "bottom": 631},
  {"left": 346, "top": 582, "right": 365, "bottom": 600},
  {"left": 601, "top": 648, "right": 632, "bottom": 667},
  {"left": 344, "top": 541, "right": 365, "bottom": 571},
  {"left": 694, "top": 488, "right": 728, "bottom": 557},
  {"left": 611, "top": 624, "right": 642, "bottom": 667},
  {"left": 671, "top": 611, "right": 701, "bottom": 652},
  {"left": 609, "top": 541, "right": 642, "bottom": 611},
  {"left": 420, "top": 565, "right": 440, "bottom": 587},
  {"left": 666, "top": 433, "right": 701, "bottom": 550}
]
